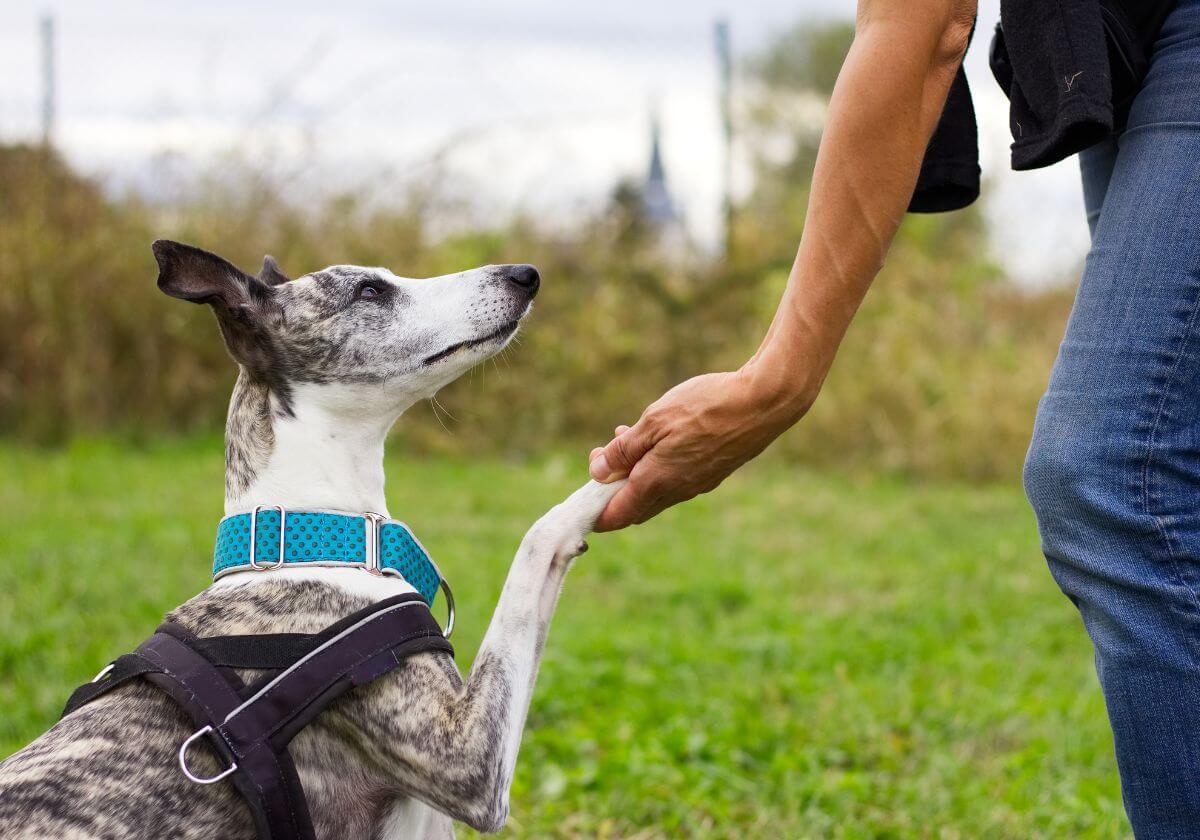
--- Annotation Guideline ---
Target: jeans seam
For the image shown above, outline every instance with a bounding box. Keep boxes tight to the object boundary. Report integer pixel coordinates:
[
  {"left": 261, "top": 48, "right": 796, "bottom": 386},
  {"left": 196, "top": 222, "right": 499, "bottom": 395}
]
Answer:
[
  {"left": 1139, "top": 271, "right": 1200, "bottom": 627},
  {"left": 1122, "top": 121, "right": 1200, "bottom": 139}
]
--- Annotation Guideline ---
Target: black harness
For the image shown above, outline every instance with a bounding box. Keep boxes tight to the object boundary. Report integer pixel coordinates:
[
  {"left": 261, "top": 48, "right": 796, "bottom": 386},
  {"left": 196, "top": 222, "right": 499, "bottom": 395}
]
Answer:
[{"left": 62, "top": 593, "right": 454, "bottom": 840}]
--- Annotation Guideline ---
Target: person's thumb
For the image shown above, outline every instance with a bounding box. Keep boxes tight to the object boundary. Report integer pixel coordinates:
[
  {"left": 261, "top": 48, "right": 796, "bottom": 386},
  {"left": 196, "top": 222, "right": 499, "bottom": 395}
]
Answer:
[{"left": 590, "top": 420, "right": 655, "bottom": 482}]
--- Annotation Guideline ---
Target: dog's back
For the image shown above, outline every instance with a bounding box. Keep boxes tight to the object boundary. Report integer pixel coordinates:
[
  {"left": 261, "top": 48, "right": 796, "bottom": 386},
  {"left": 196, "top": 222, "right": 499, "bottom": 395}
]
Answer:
[{"left": 0, "top": 581, "right": 451, "bottom": 839}]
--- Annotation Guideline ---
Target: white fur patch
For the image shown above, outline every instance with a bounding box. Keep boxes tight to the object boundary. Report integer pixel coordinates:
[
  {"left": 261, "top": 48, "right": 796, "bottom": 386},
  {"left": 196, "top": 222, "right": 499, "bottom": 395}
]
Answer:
[{"left": 210, "top": 565, "right": 420, "bottom": 602}]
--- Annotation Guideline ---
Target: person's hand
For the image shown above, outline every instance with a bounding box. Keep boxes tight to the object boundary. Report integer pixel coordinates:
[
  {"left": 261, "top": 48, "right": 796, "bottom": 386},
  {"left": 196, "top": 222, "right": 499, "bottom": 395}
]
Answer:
[{"left": 587, "top": 366, "right": 806, "bottom": 531}]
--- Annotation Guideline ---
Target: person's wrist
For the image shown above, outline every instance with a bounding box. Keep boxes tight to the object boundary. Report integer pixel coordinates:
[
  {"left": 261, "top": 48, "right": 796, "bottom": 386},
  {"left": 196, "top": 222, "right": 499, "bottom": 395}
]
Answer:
[{"left": 741, "top": 342, "right": 826, "bottom": 425}]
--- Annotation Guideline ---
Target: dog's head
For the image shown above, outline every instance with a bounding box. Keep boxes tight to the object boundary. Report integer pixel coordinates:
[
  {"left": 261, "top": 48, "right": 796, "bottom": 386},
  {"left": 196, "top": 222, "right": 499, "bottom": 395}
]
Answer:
[{"left": 153, "top": 240, "right": 538, "bottom": 412}]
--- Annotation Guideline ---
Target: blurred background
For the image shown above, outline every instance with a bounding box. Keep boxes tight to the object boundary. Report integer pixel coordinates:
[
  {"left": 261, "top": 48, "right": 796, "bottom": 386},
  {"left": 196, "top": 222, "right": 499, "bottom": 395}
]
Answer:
[
  {"left": 0, "top": 0, "right": 1086, "bottom": 474},
  {"left": 1, "top": 2, "right": 1128, "bottom": 838}
]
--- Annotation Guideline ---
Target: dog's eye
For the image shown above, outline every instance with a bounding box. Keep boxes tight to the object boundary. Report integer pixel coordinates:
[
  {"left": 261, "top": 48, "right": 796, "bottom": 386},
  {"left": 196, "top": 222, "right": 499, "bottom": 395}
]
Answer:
[{"left": 357, "top": 283, "right": 383, "bottom": 301}]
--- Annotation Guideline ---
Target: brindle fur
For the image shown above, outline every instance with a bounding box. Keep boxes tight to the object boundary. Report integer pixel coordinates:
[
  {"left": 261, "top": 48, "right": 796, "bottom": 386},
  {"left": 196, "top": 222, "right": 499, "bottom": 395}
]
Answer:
[{"left": 0, "top": 242, "right": 621, "bottom": 838}]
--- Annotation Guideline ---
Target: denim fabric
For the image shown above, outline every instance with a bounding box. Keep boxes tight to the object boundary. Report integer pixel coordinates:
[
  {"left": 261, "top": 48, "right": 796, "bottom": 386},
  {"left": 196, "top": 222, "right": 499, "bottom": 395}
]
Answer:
[{"left": 1024, "top": 2, "right": 1200, "bottom": 835}]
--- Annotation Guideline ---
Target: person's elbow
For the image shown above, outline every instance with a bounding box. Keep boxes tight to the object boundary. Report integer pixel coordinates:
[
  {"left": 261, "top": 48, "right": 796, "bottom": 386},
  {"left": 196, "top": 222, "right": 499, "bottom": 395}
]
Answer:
[
  {"left": 858, "top": 0, "right": 977, "bottom": 71},
  {"left": 934, "top": 2, "right": 976, "bottom": 68}
]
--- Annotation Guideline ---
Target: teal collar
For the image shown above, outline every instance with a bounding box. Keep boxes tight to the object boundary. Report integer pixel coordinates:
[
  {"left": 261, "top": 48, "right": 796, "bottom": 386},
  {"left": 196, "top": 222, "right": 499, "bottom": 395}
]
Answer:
[{"left": 213, "top": 506, "right": 446, "bottom": 609}]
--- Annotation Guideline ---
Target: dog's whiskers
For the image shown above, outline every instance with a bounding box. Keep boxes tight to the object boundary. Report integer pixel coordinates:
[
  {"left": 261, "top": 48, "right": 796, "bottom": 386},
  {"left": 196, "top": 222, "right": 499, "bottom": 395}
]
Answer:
[
  {"left": 428, "top": 398, "right": 452, "bottom": 435},
  {"left": 430, "top": 394, "right": 457, "bottom": 431}
]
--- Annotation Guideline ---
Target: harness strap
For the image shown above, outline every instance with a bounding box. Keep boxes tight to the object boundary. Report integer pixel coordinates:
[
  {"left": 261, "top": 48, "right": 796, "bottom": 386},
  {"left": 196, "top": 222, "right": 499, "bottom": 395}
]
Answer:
[
  {"left": 138, "top": 630, "right": 308, "bottom": 840},
  {"left": 137, "top": 630, "right": 246, "bottom": 722},
  {"left": 220, "top": 598, "right": 451, "bottom": 752},
  {"left": 62, "top": 653, "right": 160, "bottom": 717},
  {"left": 192, "top": 634, "right": 324, "bottom": 670},
  {"left": 62, "top": 593, "right": 453, "bottom": 840},
  {"left": 63, "top": 630, "right": 306, "bottom": 717}
]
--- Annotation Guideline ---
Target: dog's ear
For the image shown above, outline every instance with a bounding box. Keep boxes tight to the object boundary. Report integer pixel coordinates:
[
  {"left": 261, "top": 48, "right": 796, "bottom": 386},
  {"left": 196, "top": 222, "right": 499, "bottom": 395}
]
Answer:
[
  {"left": 153, "top": 240, "right": 268, "bottom": 308},
  {"left": 153, "top": 240, "right": 279, "bottom": 375},
  {"left": 258, "top": 255, "right": 292, "bottom": 286}
]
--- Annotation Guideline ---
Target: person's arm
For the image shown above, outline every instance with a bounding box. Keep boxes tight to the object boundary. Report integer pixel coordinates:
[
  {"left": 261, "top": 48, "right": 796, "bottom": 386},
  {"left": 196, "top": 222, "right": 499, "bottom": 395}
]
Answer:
[{"left": 588, "top": 0, "right": 977, "bottom": 531}]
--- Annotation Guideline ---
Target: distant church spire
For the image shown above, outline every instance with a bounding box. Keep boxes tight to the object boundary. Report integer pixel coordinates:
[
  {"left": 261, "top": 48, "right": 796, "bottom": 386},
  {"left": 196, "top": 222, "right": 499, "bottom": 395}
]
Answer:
[{"left": 642, "top": 109, "right": 679, "bottom": 227}]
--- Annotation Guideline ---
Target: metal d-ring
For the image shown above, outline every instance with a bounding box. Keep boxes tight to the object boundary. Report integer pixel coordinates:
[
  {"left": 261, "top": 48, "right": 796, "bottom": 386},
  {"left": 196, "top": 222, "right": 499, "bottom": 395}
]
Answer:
[
  {"left": 179, "top": 725, "right": 238, "bottom": 785},
  {"left": 249, "top": 505, "right": 286, "bottom": 571},
  {"left": 440, "top": 578, "right": 455, "bottom": 639}
]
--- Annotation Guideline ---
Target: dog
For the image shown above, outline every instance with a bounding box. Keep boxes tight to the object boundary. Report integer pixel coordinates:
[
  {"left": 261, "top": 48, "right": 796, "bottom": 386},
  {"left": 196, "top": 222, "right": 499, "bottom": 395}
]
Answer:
[{"left": 0, "top": 240, "right": 623, "bottom": 839}]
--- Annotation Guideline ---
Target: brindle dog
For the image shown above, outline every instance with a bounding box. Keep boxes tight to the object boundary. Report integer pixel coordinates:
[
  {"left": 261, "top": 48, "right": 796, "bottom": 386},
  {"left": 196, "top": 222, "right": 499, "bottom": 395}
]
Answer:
[{"left": 0, "top": 241, "right": 623, "bottom": 839}]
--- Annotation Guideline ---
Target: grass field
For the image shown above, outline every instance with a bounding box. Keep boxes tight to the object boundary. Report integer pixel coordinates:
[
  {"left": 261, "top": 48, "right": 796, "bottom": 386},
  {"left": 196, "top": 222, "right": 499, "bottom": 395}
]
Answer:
[{"left": 0, "top": 442, "right": 1129, "bottom": 838}]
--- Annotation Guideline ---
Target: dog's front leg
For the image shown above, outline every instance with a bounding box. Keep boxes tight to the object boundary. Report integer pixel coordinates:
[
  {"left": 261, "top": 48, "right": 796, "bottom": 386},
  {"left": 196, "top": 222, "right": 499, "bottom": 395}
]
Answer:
[
  {"left": 345, "top": 479, "right": 624, "bottom": 834},
  {"left": 470, "top": 478, "right": 627, "bottom": 796}
]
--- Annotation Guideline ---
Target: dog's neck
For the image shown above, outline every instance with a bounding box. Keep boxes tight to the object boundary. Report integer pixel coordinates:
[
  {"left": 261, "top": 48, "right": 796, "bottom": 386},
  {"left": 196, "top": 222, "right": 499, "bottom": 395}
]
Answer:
[
  {"left": 214, "top": 372, "right": 424, "bottom": 601},
  {"left": 223, "top": 371, "right": 405, "bottom": 517}
]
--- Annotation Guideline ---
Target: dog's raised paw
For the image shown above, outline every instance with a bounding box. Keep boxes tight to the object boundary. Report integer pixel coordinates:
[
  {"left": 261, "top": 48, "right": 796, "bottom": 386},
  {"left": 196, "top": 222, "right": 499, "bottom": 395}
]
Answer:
[
  {"left": 559, "top": 479, "right": 626, "bottom": 531},
  {"left": 525, "top": 481, "right": 623, "bottom": 564}
]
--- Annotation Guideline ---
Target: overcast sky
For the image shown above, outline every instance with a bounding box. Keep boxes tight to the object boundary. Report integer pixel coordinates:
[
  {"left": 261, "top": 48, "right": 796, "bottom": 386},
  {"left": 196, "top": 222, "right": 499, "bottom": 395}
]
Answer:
[{"left": 0, "top": 0, "right": 1089, "bottom": 284}]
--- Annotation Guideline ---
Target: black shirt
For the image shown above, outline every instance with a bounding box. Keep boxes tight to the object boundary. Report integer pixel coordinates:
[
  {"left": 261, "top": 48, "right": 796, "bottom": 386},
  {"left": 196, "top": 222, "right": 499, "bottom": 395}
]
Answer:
[{"left": 909, "top": 0, "right": 1176, "bottom": 214}]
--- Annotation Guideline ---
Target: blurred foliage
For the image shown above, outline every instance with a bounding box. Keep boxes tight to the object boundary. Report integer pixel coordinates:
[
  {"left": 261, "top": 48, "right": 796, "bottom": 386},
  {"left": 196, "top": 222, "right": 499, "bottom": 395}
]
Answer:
[
  {"left": 0, "top": 20, "right": 1074, "bottom": 481},
  {"left": 751, "top": 20, "right": 857, "bottom": 97}
]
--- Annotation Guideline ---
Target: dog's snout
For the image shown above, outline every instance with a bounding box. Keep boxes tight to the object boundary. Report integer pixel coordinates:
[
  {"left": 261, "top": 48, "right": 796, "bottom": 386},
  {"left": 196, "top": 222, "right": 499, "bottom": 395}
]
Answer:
[{"left": 500, "top": 264, "right": 540, "bottom": 296}]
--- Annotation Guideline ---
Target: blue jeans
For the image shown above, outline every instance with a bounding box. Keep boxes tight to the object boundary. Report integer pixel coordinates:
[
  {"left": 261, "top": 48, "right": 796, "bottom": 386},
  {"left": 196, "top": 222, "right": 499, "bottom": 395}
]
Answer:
[{"left": 1024, "top": 2, "right": 1200, "bottom": 836}]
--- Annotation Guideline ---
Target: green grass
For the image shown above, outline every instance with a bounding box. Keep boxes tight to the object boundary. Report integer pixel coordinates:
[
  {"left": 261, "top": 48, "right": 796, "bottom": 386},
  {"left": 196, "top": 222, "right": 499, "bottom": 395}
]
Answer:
[{"left": 0, "top": 442, "right": 1128, "bottom": 838}]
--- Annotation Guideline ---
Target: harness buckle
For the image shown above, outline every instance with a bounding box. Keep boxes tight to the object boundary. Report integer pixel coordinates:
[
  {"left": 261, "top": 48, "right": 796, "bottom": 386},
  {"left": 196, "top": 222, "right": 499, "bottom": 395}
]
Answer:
[
  {"left": 249, "top": 505, "right": 287, "bottom": 571},
  {"left": 179, "top": 725, "right": 238, "bottom": 785}
]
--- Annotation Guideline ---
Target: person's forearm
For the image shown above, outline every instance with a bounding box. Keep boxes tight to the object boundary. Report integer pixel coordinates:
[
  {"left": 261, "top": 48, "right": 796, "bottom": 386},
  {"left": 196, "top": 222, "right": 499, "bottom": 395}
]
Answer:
[
  {"left": 748, "top": 0, "right": 975, "bottom": 418},
  {"left": 586, "top": 0, "right": 978, "bottom": 530}
]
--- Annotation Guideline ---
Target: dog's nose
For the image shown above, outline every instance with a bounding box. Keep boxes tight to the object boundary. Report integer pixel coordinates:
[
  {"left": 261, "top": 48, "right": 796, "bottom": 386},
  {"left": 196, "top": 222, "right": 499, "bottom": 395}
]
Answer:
[{"left": 500, "top": 264, "right": 540, "bottom": 296}]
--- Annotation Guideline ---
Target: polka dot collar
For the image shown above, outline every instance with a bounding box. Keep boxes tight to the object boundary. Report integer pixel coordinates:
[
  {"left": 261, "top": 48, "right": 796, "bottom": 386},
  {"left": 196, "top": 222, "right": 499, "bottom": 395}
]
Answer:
[{"left": 212, "top": 507, "right": 445, "bottom": 609}]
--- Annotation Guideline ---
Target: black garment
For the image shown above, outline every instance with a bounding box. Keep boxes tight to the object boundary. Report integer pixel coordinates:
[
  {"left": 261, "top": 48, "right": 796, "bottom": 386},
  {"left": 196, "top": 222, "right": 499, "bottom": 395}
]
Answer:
[
  {"left": 908, "top": 0, "right": 1175, "bottom": 213},
  {"left": 910, "top": 64, "right": 981, "bottom": 212}
]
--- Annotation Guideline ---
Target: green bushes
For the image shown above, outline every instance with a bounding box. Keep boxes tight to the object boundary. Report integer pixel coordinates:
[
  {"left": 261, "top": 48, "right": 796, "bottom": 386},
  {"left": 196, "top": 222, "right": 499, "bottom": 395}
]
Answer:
[{"left": 0, "top": 143, "right": 1072, "bottom": 481}]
